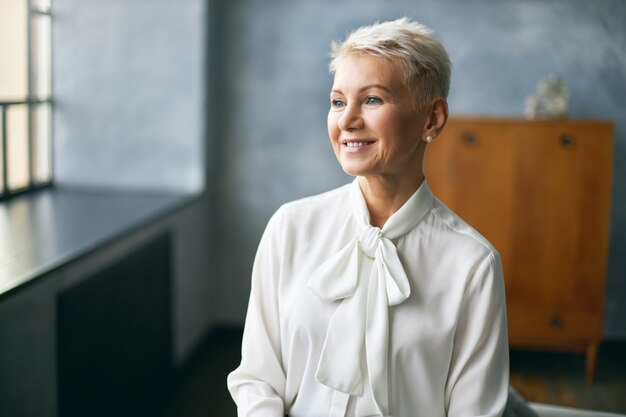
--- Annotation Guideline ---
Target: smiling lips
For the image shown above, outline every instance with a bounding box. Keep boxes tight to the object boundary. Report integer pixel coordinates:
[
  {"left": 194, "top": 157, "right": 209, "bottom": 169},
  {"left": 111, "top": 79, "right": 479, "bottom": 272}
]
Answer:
[{"left": 342, "top": 139, "right": 375, "bottom": 153}]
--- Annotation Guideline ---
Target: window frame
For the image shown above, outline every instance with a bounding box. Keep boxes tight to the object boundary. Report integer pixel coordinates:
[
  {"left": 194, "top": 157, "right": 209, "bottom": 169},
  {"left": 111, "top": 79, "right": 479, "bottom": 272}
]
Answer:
[{"left": 0, "top": 0, "right": 53, "bottom": 200}]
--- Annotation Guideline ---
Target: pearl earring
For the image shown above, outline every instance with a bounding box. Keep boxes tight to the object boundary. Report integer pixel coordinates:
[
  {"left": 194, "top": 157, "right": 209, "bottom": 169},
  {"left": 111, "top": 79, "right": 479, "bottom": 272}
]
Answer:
[{"left": 425, "top": 135, "right": 434, "bottom": 143}]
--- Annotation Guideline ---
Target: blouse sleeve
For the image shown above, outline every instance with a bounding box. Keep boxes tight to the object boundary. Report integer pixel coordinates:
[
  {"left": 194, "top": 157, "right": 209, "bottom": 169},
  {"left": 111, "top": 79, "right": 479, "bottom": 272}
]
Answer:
[
  {"left": 227, "top": 209, "right": 286, "bottom": 417},
  {"left": 445, "top": 250, "right": 509, "bottom": 417}
]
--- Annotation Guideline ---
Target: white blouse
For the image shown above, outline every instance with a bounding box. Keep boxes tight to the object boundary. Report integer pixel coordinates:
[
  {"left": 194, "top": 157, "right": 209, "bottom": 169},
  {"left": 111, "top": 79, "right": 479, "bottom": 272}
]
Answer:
[{"left": 227, "top": 178, "right": 509, "bottom": 417}]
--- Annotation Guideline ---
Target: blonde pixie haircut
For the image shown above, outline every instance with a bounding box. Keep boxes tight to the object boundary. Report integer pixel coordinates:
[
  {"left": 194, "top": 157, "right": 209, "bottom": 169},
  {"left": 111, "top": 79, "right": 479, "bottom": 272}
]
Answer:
[{"left": 329, "top": 17, "right": 451, "bottom": 106}]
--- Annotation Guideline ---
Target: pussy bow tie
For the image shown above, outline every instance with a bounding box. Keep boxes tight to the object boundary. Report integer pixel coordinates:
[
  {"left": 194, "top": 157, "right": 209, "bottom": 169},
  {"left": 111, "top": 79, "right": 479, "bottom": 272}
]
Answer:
[{"left": 307, "top": 178, "right": 434, "bottom": 416}]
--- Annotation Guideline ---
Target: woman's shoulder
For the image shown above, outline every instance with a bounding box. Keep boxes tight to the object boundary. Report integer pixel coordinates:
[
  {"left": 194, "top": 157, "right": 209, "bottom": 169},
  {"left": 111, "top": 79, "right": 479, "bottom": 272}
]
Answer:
[{"left": 427, "top": 196, "right": 499, "bottom": 258}]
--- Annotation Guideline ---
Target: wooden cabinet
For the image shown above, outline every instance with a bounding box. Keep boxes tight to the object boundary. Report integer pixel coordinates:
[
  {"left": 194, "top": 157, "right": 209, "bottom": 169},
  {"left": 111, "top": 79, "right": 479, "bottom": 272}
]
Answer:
[{"left": 424, "top": 118, "right": 614, "bottom": 383}]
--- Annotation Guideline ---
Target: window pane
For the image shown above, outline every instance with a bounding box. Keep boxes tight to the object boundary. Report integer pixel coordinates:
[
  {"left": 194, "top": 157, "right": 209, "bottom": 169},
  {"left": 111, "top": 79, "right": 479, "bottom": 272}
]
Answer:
[
  {"left": 32, "top": 103, "right": 51, "bottom": 183},
  {"left": 0, "top": 0, "right": 28, "bottom": 100},
  {"left": 32, "top": 14, "right": 52, "bottom": 99},
  {"left": 7, "top": 104, "right": 30, "bottom": 191}
]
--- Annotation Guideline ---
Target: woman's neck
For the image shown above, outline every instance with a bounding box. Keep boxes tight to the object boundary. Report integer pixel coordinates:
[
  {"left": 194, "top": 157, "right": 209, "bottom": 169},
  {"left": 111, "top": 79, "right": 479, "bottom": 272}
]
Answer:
[{"left": 358, "top": 173, "right": 425, "bottom": 228}]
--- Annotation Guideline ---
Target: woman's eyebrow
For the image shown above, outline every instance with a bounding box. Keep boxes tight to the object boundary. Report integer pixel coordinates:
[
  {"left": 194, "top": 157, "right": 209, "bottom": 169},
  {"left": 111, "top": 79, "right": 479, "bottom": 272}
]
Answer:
[
  {"left": 331, "top": 84, "right": 392, "bottom": 94},
  {"left": 359, "top": 84, "right": 391, "bottom": 93}
]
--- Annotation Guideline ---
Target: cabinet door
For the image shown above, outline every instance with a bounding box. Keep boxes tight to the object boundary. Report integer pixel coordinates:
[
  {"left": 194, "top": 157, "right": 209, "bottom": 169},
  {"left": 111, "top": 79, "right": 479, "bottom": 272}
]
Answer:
[
  {"left": 58, "top": 233, "right": 173, "bottom": 417},
  {"left": 506, "top": 123, "right": 612, "bottom": 343},
  {"left": 425, "top": 120, "right": 613, "bottom": 344}
]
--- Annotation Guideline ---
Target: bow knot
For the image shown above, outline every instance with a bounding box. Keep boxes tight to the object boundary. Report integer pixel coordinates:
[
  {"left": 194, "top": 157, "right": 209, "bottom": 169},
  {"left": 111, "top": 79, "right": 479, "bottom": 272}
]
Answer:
[
  {"left": 306, "top": 178, "right": 434, "bottom": 417},
  {"left": 360, "top": 226, "right": 382, "bottom": 258}
]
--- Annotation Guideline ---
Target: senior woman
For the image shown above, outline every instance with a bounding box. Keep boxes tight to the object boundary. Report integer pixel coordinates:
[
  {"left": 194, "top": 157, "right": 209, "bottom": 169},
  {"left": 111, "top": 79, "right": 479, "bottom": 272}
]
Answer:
[{"left": 228, "top": 18, "right": 509, "bottom": 417}]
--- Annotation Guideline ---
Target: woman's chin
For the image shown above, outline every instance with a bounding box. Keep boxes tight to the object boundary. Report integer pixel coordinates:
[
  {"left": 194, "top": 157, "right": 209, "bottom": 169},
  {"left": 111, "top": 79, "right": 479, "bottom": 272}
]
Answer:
[
  {"left": 334, "top": 147, "right": 375, "bottom": 174},
  {"left": 340, "top": 164, "right": 375, "bottom": 177}
]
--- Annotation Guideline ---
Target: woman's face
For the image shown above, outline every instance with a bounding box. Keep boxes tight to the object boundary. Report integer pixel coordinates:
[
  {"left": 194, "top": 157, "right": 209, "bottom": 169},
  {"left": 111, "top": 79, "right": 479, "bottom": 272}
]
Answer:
[{"left": 328, "top": 54, "right": 428, "bottom": 180}]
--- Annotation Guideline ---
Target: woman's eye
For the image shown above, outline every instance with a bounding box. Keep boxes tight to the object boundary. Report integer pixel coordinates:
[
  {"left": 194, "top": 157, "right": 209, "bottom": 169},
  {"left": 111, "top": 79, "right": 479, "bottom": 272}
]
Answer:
[
  {"left": 365, "top": 96, "right": 382, "bottom": 105},
  {"left": 331, "top": 99, "right": 345, "bottom": 108}
]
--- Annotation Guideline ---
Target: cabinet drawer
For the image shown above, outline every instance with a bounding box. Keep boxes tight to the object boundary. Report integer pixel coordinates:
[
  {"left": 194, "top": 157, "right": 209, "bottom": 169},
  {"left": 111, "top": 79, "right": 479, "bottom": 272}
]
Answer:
[{"left": 507, "top": 305, "right": 602, "bottom": 345}]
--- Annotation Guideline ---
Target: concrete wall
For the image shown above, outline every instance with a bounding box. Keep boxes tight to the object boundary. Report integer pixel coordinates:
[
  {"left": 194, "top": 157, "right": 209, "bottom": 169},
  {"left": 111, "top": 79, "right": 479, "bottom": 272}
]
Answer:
[
  {"left": 53, "top": 0, "right": 205, "bottom": 193},
  {"left": 212, "top": 0, "right": 626, "bottom": 339}
]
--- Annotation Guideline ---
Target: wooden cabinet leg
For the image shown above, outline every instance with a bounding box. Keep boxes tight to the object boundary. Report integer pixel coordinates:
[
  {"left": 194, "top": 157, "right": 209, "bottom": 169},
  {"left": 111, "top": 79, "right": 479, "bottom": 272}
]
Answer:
[{"left": 585, "top": 342, "right": 599, "bottom": 384}]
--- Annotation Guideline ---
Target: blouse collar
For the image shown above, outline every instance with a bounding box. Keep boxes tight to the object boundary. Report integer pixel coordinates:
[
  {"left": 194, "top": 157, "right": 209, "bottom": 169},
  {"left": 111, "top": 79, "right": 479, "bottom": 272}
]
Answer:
[
  {"left": 350, "top": 176, "right": 434, "bottom": 240},
  {"left": 307, "top": 177, "right": 434, "bottom": 416}
]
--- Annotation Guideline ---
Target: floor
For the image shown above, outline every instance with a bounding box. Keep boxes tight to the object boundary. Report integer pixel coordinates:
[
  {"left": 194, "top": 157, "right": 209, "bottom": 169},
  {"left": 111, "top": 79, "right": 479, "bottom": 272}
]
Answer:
[
  {"left": 510, "top": 343, "right": 626, "bottom": 412},
  {"left": 164, "top": 327, "right": 243, "bottom": 417},
  {"left": 164, "top": 327, "right": 626, "bottom": 416}
]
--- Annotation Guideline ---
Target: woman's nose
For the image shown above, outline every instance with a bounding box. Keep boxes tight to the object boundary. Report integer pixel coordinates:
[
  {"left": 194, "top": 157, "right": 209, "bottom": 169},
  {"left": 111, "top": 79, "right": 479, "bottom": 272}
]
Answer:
[{"left": 338, "top": 105, "right": 363, "bottom": 131}]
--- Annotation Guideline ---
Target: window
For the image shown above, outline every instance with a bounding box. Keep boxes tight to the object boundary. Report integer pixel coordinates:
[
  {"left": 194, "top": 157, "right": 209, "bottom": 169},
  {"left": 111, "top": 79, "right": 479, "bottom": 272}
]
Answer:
[{"left": 0, "top": 0, "right": 52, "bottom": 199}]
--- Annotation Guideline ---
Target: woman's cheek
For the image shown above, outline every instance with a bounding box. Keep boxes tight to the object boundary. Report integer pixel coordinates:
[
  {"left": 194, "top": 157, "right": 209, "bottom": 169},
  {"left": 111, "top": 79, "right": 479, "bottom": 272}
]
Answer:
[{"left": 327, "top": 114, "right": 340, "bottom": 144}]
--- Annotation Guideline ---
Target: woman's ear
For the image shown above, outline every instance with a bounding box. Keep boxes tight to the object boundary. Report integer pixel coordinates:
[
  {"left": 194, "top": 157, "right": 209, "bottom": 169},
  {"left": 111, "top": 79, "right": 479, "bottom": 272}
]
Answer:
[{"left": 422, "top": 98, "right": 448, "bottom": 142}]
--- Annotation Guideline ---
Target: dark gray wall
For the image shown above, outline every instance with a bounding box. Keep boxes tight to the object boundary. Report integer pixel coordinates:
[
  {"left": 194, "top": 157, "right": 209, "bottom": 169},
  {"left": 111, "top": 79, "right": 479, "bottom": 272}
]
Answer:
[
  {"left": 52, "top": 0, "right": 213, "bottom": 362},
  {"left": 212, "top": 0, "right": 626, "bottom": 339}
]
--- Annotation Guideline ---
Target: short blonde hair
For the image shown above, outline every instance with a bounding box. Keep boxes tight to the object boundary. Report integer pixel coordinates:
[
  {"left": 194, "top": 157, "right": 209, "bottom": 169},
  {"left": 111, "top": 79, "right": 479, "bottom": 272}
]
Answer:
[{"left": 329, "top": 17, "right": 451, "bottom": 106}]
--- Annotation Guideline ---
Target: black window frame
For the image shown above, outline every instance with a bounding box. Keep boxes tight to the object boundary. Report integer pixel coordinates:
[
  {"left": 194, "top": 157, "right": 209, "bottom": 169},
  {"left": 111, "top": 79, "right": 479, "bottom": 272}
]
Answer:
[{"left": 0, "top": 1, "right": 53, "bottom": 200}]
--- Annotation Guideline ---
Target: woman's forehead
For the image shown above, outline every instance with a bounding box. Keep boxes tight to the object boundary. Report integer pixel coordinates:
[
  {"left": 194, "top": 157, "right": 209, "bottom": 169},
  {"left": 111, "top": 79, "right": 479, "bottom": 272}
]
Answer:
[{"left": 332, "top": 55, "right": 403, "bottom": 91}]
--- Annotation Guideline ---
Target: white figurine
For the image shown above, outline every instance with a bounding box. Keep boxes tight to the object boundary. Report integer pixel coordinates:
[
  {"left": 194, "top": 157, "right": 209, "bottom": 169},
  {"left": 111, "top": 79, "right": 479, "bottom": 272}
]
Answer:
[{"left": 524, "top": 74, "right": 570, "bottom": 119}]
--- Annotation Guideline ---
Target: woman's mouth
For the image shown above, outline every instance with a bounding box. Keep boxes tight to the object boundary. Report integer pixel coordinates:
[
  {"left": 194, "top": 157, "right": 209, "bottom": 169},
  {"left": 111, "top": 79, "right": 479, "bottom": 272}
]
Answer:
[{"left": 342, "top": 140, "right": 375, "bottom": 153}]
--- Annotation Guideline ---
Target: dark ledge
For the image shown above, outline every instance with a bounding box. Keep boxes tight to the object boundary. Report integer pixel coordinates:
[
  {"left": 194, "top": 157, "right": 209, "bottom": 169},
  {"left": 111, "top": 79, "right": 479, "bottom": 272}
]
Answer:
[{"left": 0, "top": 185, "right": 201, "bottom": 301}]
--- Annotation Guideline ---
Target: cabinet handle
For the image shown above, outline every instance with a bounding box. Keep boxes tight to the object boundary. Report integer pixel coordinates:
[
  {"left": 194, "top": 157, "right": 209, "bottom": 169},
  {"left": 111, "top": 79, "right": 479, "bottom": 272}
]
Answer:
[
  {"left": 462, "top": 133, "right": 477, "bottom": 146},
  {"left": 550, "top": 315, "right": 564, "bottom": 328},
  {"left": 561, "top": 134, "right": 574, "bottom": 148}
]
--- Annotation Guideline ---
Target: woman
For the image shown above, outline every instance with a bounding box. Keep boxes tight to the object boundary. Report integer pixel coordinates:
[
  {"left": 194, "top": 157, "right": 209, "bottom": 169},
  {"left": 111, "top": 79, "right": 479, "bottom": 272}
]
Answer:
[{"left": 228, "top": 18, "right": 509, "bottom": 417}]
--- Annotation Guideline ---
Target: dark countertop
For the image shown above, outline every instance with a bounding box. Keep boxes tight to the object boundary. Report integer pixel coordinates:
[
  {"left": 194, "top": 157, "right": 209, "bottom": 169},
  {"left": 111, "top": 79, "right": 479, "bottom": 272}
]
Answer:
[{"left": 0, "top": 186, "right": 200, "bottom": 300}]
